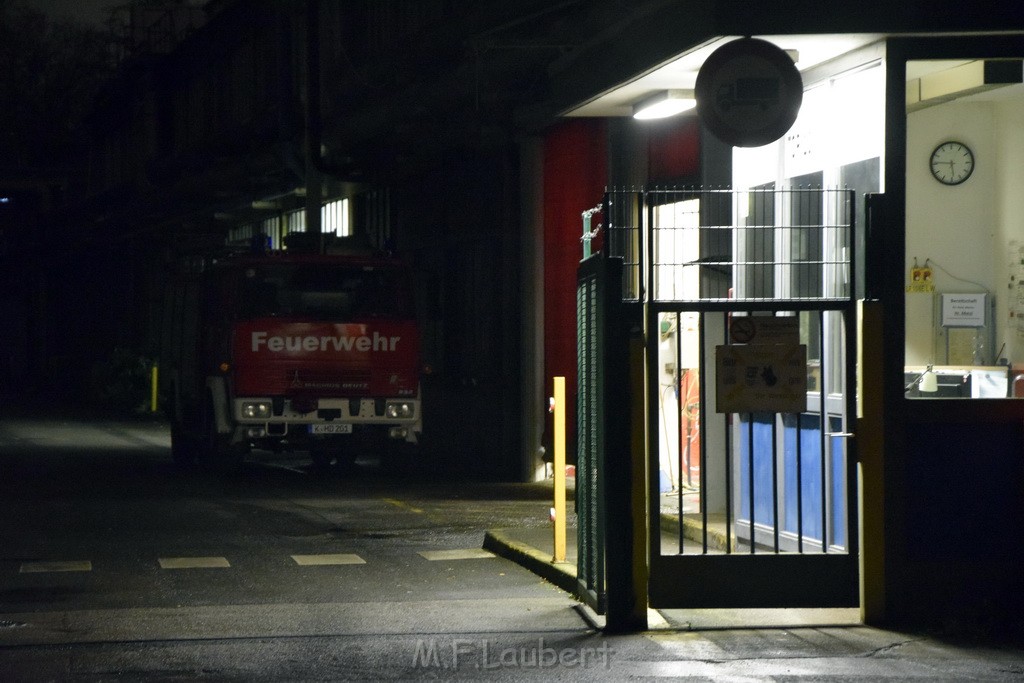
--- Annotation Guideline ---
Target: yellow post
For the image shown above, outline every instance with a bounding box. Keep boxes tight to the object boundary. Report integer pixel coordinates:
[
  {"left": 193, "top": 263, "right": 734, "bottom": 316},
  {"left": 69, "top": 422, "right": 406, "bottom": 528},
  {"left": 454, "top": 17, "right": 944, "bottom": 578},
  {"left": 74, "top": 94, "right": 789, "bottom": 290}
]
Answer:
[
  {"left": 150, "top": 364, "right": 159, "bottom": 413},
  {"left": 553, "top": 376, "right": 567, "bottom": 563}
]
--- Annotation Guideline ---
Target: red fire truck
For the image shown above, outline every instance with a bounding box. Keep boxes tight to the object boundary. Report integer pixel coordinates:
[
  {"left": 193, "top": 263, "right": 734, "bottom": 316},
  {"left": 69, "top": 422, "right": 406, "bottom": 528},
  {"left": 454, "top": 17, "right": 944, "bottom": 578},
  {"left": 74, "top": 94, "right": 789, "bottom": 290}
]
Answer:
[{"left": 164, "top": 238, "right": 422, "bottom": 470}]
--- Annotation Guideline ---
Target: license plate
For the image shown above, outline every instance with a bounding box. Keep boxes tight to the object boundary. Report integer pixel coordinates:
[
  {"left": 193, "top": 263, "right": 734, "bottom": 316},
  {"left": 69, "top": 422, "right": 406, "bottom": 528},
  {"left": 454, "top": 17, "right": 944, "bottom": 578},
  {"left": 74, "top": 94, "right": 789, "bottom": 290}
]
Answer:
[{"left": 310, "top": 423, "right": 353, "bottom": 435}]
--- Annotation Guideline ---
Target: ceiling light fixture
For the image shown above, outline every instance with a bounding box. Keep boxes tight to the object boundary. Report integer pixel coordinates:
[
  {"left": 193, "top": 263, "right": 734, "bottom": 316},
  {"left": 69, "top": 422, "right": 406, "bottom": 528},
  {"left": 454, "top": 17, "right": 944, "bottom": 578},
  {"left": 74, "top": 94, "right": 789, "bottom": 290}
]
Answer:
[{"left": 632, "top": 89, "right": 696, "bottom": 120}]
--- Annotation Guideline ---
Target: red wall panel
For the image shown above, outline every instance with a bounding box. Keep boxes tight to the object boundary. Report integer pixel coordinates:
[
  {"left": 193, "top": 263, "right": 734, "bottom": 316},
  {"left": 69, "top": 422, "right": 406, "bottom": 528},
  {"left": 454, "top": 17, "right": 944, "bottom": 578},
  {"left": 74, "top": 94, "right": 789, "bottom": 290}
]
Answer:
[
  {"left": 648, "top": 115, "right": 700, "bottom": 182},
  {"left": 542, "top": 118, "right": 608, "bottom": 458}
]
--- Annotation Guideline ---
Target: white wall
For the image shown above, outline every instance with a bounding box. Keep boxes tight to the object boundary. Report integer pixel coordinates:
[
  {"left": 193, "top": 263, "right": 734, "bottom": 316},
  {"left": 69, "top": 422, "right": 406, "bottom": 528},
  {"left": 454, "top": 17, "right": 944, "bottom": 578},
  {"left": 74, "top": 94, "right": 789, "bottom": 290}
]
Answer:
[
  {"left": 905, "top": 101, "right": 999, "bottom": 365},
  {"left": 995, "top": 98, "right": 1024, "bottom": 363},
  {"left": 734, "top": 64, "right": 885, "bottom": 191}
]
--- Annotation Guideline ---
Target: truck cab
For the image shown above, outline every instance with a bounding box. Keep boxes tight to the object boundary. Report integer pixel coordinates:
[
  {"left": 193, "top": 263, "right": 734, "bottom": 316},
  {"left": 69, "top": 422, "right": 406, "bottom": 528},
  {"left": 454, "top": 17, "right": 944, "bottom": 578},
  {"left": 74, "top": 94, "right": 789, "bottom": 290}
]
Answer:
[{"left": 164, "top": 243, "right": 422, "bottom": 470}]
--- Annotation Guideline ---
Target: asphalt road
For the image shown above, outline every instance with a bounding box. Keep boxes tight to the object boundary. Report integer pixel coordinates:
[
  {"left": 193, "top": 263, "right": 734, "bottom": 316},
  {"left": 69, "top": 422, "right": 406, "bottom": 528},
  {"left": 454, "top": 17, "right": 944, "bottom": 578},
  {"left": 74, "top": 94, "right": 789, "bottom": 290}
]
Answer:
[
  {"left": 3, "top": 415, "right": 1024, "bottom": 681},
  {"left": 0, "top": 415, "right": 595, "bottom": 680}
]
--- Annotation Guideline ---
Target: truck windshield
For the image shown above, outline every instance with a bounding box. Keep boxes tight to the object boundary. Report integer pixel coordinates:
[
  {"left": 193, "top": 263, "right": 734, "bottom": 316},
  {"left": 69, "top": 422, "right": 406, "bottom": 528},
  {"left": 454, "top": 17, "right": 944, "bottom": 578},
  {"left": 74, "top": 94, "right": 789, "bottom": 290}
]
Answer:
[{"left": 238, "top": 263, "right": 413, "bottom": 321}]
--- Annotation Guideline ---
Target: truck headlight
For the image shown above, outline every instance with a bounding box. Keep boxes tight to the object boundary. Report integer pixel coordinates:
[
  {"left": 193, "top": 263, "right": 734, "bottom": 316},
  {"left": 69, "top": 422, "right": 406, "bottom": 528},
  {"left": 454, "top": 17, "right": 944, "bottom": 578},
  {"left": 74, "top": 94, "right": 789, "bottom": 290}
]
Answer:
[
  {"left": 385, "top": 401, "right": 414, "bottom": 419},
  {"left": 241, "top": 401, "right": 272, "bottom": 419}
]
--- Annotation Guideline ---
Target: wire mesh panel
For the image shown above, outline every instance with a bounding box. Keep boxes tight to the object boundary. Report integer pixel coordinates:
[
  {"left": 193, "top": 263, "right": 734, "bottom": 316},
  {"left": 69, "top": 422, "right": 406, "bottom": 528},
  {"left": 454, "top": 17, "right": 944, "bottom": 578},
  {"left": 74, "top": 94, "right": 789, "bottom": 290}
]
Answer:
[
  {"left": 621, "top": 187, "right": 856, "bottom": 304},
  {"left": 575, "top": 261, "right": 605, "bottom": 611},
  {"left": 603, "top": 190, "right": 643, "bottom": 302}
]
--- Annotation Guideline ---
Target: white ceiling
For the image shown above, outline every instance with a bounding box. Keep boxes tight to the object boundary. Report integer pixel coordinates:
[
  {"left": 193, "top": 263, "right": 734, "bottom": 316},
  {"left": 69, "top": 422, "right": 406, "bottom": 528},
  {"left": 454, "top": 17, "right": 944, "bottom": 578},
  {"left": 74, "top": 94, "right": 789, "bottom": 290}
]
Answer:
[
  {"left": 565, "top": 34, "right": 1024, "bottom": 117},
  {"left": 908, "top": 59, "right": 1024, "bottom": 106},
  {"left": 564, "top": 34, "right": 885, "bottom": 117}
]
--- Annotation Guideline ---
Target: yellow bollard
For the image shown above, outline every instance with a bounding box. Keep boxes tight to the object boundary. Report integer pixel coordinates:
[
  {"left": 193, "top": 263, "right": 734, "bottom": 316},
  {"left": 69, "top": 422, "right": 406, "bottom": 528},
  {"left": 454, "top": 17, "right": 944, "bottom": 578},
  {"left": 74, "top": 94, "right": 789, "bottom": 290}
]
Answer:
[
  {"left": 552, "top": 376, "right": 566, "bottom": 563},
  {"left": 150, "top": 364, "right": 159, "bottom": 413}
]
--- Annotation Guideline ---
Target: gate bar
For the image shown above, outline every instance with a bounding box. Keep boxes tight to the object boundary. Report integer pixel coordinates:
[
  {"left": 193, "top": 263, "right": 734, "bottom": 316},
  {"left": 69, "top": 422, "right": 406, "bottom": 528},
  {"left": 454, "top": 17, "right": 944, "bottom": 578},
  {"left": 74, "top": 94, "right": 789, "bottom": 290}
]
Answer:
[
  {"left": 723, "top": 317, "right": 733, "bottom": 554},
  {"left": 819, "top": 309, "right": 828, "bottom": 552},
  {"left": 750, "top": 414, "right": 758, "bottom": 553},
  {"left": 797, "top": 412, "right": 804, "bottom": 552},
  {"left": 772, "top": 413, "right": 780, "bottom": 553},
  {"left": 699, "top": 310, "right": 709, "bottom": 554},
  {"left": 675, "top": 312, "right": 685, "bottom": 554}
]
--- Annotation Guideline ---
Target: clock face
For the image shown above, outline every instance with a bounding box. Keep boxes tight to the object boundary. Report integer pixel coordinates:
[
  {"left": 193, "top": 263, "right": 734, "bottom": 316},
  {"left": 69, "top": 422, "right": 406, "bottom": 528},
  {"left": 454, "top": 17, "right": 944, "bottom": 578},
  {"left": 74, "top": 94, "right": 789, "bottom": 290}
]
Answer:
[{"left": 930, "top": 141, "right": 974, "bottom": 185}]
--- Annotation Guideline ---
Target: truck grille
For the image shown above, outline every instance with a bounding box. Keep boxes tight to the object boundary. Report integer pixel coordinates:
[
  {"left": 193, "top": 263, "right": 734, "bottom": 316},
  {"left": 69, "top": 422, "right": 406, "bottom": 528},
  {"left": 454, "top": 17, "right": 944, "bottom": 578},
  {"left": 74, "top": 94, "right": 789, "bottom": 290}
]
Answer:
[{"left": 285, "top": 368, "right": 371, "bottom": 394}]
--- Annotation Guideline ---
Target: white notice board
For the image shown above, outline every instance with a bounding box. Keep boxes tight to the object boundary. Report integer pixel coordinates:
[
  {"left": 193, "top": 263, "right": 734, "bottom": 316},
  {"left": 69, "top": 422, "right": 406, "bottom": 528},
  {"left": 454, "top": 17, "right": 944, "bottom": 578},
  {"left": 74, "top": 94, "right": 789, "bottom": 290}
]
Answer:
[{"left": 941, "top": 293, "right": 986, "bottom": 327}]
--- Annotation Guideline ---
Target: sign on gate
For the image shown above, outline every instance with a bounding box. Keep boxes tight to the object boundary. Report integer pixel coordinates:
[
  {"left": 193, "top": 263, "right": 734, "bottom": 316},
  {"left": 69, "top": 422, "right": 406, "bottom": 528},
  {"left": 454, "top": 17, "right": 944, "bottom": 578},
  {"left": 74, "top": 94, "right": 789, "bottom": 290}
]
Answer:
[
  {"left": 729, "top": 316, "right": 799, "bottom": 345},
  {"left": 715, "top": 343, "right": 807, "bottom": 413}
]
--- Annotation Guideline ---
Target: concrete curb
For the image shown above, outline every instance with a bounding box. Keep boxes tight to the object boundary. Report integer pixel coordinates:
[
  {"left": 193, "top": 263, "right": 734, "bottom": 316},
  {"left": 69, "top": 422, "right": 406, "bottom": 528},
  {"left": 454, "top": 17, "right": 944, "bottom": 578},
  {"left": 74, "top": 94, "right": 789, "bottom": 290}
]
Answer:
[
  {"left": 659, "top": 512, "right": 731, "bottom": 551},
  {"left": 482, "top": 529, "right": 579, "bottom": 598},
  {"left": 484, "top": 513, "right": 728, "bottom": 597}
]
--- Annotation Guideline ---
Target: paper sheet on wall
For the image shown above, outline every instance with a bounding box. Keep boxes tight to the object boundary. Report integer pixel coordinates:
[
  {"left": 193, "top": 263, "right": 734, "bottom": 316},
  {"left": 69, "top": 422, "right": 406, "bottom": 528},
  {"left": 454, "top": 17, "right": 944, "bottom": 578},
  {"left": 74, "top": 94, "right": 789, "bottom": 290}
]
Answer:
[
  {"left": 1010, "top": 240, "right": 1024, "bottom": 337},
  {"left": 946, "top": 328, "right": 977, "bottom": 365},
  {"left": 971, "top": 368, "right": 1009, "bottom": 398}
]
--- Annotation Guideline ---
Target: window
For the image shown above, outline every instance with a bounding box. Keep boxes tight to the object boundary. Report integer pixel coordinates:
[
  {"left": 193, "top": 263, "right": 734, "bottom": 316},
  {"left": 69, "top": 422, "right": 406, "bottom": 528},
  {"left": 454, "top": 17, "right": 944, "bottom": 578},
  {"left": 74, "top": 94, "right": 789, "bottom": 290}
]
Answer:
[
  {"left": 322, "top": 198, "right": 351, "bottom": 237},
  {"left": 904, "top": 57, "right": 1021, "bottom": 398},
  {"left": 238, "top": 263, "right": 413, "bottom": 321},
  {"left": 283, "top": 199, "right": 350, "bottom": 238},
  {"left": 284, "top": 209, "right": 305, "bottom": 235}
]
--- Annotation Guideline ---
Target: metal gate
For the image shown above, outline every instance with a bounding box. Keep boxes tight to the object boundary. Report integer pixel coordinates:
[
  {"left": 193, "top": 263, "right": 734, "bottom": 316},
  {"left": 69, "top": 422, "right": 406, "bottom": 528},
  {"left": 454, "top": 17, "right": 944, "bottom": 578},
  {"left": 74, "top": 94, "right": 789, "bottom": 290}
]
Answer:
[{"left": 605, "top": 186, "right": 860, "bottom": 608}]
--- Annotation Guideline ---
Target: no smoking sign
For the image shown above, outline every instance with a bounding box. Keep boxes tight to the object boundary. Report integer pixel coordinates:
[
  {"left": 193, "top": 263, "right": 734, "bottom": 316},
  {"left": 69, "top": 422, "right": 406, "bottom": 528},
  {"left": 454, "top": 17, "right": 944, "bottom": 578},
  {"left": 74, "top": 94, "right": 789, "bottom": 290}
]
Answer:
[
  {"left": 730, "top": 317, "right": 757, "bottom": 344},
  {"left": 729, "top": 316, "right": 799, "bottom": 346}
]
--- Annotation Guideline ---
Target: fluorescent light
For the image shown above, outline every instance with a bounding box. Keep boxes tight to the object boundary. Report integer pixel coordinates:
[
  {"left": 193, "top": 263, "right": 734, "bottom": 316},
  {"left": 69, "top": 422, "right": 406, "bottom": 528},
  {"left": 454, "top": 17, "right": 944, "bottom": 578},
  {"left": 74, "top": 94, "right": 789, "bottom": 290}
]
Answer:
[
  {"left": 632, "top": 90, "right": 696, "bottom": 120},
  {"left": 907, "top": 59, "right": 1023, "bottom": 112}
]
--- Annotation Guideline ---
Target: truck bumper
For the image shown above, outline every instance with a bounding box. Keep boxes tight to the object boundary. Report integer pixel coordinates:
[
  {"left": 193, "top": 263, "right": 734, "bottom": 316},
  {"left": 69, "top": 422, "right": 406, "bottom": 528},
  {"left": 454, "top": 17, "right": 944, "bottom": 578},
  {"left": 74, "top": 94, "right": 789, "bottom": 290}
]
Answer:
[{"left": 232, "top": 396, "right": 421, "bottom": 444}]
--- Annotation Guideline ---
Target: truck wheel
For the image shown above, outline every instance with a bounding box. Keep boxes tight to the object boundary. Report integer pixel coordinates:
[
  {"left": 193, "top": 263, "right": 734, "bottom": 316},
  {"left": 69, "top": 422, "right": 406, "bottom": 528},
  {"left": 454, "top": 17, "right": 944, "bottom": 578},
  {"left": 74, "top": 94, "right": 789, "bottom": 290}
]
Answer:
[
  {"left": 169, "top": 389, "right": 199, "bottom": 467},
  {"left": 170, "top": 420, "right": 199, "bottom": 467},
  {"left": 200, "top": 395, "right": 246, "bottom": 471}
]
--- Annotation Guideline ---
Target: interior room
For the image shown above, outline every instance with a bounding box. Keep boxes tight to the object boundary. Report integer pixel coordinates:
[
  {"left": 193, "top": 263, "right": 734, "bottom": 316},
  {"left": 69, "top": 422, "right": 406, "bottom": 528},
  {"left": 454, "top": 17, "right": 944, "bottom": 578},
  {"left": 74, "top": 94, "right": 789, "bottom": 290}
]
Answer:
[{"left": 904, "top": 57, "right": 1024, "bottom": 398}]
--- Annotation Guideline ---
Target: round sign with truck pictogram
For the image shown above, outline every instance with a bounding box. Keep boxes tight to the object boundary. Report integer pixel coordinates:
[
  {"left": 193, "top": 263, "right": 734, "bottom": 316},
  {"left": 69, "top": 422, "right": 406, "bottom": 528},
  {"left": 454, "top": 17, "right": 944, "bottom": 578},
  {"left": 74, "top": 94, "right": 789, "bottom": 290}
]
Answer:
[{"left": 695, "top": 37, "right": 803, "bottom": 148}]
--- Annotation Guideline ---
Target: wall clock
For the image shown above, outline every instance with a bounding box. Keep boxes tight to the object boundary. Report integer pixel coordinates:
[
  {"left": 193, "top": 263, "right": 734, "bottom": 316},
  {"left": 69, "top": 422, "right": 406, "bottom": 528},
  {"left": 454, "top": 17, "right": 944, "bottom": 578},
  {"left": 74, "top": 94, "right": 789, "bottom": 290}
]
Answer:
[{"left": 929, "top": 141, "right": 974, "bottom": 185}]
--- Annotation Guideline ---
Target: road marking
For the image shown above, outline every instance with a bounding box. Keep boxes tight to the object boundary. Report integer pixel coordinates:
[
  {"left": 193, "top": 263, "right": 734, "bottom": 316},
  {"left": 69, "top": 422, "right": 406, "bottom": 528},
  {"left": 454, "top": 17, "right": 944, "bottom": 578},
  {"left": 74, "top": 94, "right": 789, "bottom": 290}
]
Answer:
[
  {"left": 158, "top": 557, "right": 231, "bottom": 569},
  {"left": 20, "top": 561, "right": 92, "bottom": 573},
  {"left": 15, "top": 550, "right": 500, "bottom": 572},
  {"left": 418, "top": 549, "right": 495, "bottom": 561},
  {"left": 291, "top": 554, "right": 366, "bottom": 566},
  {"left": 382, "top": 497, "right": 423, "bottom": 514}
]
